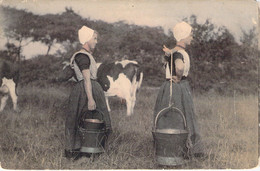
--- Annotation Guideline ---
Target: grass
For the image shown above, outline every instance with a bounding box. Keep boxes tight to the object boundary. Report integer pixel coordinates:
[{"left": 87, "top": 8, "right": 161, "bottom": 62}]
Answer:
[{"left": 0, "top": 85, "right": 258, "bottom": 169}]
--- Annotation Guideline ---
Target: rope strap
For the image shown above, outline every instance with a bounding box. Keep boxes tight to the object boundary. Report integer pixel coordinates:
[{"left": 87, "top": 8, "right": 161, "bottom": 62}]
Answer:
[{"left": 169, "top": 52, "right": 173, "bottom": 107}]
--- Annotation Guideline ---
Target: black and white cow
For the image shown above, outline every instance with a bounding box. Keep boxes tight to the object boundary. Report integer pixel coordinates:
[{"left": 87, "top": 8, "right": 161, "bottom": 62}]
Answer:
[
  {"left": 0, "top": 60, "right": 19, "bottom": 112},
  {"left": 97, "top": 60, "right": 143, "bottom": 116},
  {"left": 59, "top": 60, "right": 143, "bottom": 116}
]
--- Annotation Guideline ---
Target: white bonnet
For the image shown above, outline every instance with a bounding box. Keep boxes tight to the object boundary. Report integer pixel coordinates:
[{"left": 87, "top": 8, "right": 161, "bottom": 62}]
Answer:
[
  {"left": 172, "top": 21, "right": 192, "bottom": 41},
  {"left": 78, "top": 25, "right": 94, "bottom": 45}
]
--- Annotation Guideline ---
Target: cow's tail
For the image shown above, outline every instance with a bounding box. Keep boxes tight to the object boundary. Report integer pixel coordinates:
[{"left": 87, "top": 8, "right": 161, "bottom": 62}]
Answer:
[
  {"left": 137, "top": 71, "right": 143, "bottom": 90},
  {"left": 136, "top": 65, "right": 143, "bottom": 90}
]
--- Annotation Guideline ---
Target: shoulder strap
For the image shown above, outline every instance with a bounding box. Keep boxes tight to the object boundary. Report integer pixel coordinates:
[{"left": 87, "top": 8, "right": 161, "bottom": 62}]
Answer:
[{"left": 70, "top": 50, "right": 90, "bottom": 69}]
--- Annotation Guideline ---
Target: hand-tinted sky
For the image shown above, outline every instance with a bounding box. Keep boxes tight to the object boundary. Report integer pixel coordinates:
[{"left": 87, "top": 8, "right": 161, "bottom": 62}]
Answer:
[
  {"left": 0, "top": 0, "right": 258, "bottom": 58},
  {"left": 2, "top": 0, "right": 258, "bottom": 37}
]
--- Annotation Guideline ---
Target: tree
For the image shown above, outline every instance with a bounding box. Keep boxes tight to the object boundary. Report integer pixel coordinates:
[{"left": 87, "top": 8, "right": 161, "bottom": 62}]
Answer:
[
  {"left": 1, "top": 6, "right": 38, "bottom": 61},
  {"left": 28, "top": 7, "right": 85, "bottom": 55}
]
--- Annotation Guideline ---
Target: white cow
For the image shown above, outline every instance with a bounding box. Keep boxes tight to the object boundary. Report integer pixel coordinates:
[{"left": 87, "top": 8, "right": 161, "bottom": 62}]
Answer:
[
  {"left": 0, "top": 60, "right": 19, "bottom": 112},
  {"left": 97, "top": 60, "right": 143, "bottom": 116}
]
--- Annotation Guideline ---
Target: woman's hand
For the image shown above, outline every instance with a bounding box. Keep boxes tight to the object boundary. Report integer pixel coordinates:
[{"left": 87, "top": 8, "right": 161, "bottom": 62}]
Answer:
[
  {"left": 88, "top": 98, "right": 96, "bottom": 111},
  {"left": 172, "top": 76, "right": 181, "bottom": 83},
  {"left": 163, "top": 45, "right": 172, "bottom": 56}
]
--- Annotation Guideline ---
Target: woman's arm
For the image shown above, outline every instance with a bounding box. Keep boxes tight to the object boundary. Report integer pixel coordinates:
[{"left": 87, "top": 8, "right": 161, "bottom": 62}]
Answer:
[
  {"left": 82, "top": 69, "right": 96, "bottom": 110},
  {"left": 173, "top": 59, "right": 184, "bottom": 82}
]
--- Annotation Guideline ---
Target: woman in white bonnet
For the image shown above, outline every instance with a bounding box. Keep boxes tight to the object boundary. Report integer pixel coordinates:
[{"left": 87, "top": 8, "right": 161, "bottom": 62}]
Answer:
[
  {"left": 64, "top": 25, "right": 111, "bottom": 159},
  {"left": 154, "top": 21, "right": 205, "bottom": 158}
]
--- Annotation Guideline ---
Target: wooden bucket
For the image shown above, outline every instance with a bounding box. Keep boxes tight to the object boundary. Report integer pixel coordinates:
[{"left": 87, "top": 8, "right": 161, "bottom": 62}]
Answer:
[{"left": 152, "top": 106, "right": 189, "bottom": 166}]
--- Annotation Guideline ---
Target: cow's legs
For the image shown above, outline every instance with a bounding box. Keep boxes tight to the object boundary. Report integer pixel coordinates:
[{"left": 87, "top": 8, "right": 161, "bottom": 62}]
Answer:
[
  {"left": 3, "top": 79, "right": 18, "bottom": 111},
  {"left": 105, "top": 96, "right": 111, "bottom": 112},
  {"left": 1, "top": 78, "right": 18, "bottom": 112},
  {"left": 0, "top": 95, "right": 9, "bottom": 112},
  {"left": 9, "top": 83, "right": 18, "bottom": 111},
  {"left": 121, "top": 84, "right": 134, "bottom": 116},
  {"left": 126, "top": 98, "right": 132, "bottom": 116},
  {"left": 0, "top": 85, "right": 9, "bottom": 93},
  {"left": 121, "top": 88, "right": 132, "bottom": 116},
  {"left": 128, "top": 75, "right": 140, "bottom": 116},
  {"left": 0, "top": 85, "right": 9, "bottom": 112},
  {"left": 130, "top": 98, "right": 136, "bottom": 116},
  {"left": 129, "top": 88, "right": 137, "bottom": 116}
]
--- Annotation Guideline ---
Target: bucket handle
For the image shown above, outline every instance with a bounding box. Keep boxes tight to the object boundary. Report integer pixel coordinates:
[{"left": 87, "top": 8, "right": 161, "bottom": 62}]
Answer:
[
  {"left": 83, "top": 108, "right": 105, "bottom": 121},
  {"left": 154, "top": 104, "right": 187, "bottom": 130}
]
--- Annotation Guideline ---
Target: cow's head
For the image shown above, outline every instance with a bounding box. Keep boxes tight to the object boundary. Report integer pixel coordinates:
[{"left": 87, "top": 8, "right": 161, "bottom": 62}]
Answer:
[{"left": 96, "top": 63, "right": 111, "bottom": 92}]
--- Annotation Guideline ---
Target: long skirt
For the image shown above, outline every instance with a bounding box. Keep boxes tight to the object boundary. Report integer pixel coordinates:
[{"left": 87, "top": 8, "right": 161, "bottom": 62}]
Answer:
[
  {"left": 65, "top": 80, "right": 111, "bottom": 151},
  {"left": 153, "top": 80, "right": 204, "bottom": 154}
]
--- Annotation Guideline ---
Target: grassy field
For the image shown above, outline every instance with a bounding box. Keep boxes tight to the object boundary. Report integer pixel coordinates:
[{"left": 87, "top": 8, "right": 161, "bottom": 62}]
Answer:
[{"left": 0, "top": 85, "right": 258, "bottom": 169}]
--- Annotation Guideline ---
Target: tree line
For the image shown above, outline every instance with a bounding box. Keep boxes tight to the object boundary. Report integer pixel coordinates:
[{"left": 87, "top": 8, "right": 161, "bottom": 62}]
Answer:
[{"left": 0, "top": 6, "right": 258, "bottom": 94}]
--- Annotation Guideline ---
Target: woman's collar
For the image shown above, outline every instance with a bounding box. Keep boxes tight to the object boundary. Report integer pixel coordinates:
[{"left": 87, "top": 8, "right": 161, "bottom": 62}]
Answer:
[
  {"left": 81, "top": 47, "right": 92, "bottom": 54},
  {"left": 175, "top": 44, "right": 186, "bottom": 50}
]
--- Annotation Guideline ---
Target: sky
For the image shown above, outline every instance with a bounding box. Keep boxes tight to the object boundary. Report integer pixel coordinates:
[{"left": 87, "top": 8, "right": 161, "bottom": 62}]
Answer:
[{"left": 0, "top": 0, "right": 258, "bottom": 59}]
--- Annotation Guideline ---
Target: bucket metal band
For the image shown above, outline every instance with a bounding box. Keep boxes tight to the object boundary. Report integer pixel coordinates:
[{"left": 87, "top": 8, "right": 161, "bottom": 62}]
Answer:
[
  {"left": 79, "top": 127, "right": 106, "bottom": 133},
  {"left": 154, "top": 128, "right": 188, "bottom": 134},
  {"left": 80, "top": 147, "right": 105, "bottom": 153},
  {"left": 156, "top": 156, "right": 187, "bottom": 166},
  {"left": 84, "top": 119, "right": 104, "bottom": 124}
]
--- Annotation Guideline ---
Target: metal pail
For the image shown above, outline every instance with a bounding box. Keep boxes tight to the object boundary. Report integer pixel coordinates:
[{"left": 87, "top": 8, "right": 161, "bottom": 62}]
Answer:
[
  {"left": 152, "top": 106, "right": 189, "bottom": 166},
  {"left": 79, "top": 109, "right": 107, "bottom": 153}
]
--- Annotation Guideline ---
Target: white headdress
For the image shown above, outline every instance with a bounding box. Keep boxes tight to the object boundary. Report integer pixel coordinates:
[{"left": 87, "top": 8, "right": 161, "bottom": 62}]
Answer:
[
  {"left": 172, "top": 21, "right": 192, "bottom": 41},
  {"left": 78, "top": 25, "right": 94, "bottom": 45}
]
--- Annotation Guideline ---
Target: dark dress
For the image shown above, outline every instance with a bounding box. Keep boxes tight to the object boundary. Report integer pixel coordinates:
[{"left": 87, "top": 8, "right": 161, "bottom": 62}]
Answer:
[
  {"left": 65, "top": 53, "right": 111, "bottom": 151},
  {"left": 153, "top": 52, "right": 204, "bottom": 155}
]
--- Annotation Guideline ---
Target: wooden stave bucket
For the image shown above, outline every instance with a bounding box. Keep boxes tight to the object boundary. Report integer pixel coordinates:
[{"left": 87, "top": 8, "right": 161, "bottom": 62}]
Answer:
[{"left": 152, "top": 105, "right": 189, "bottom": 166}]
